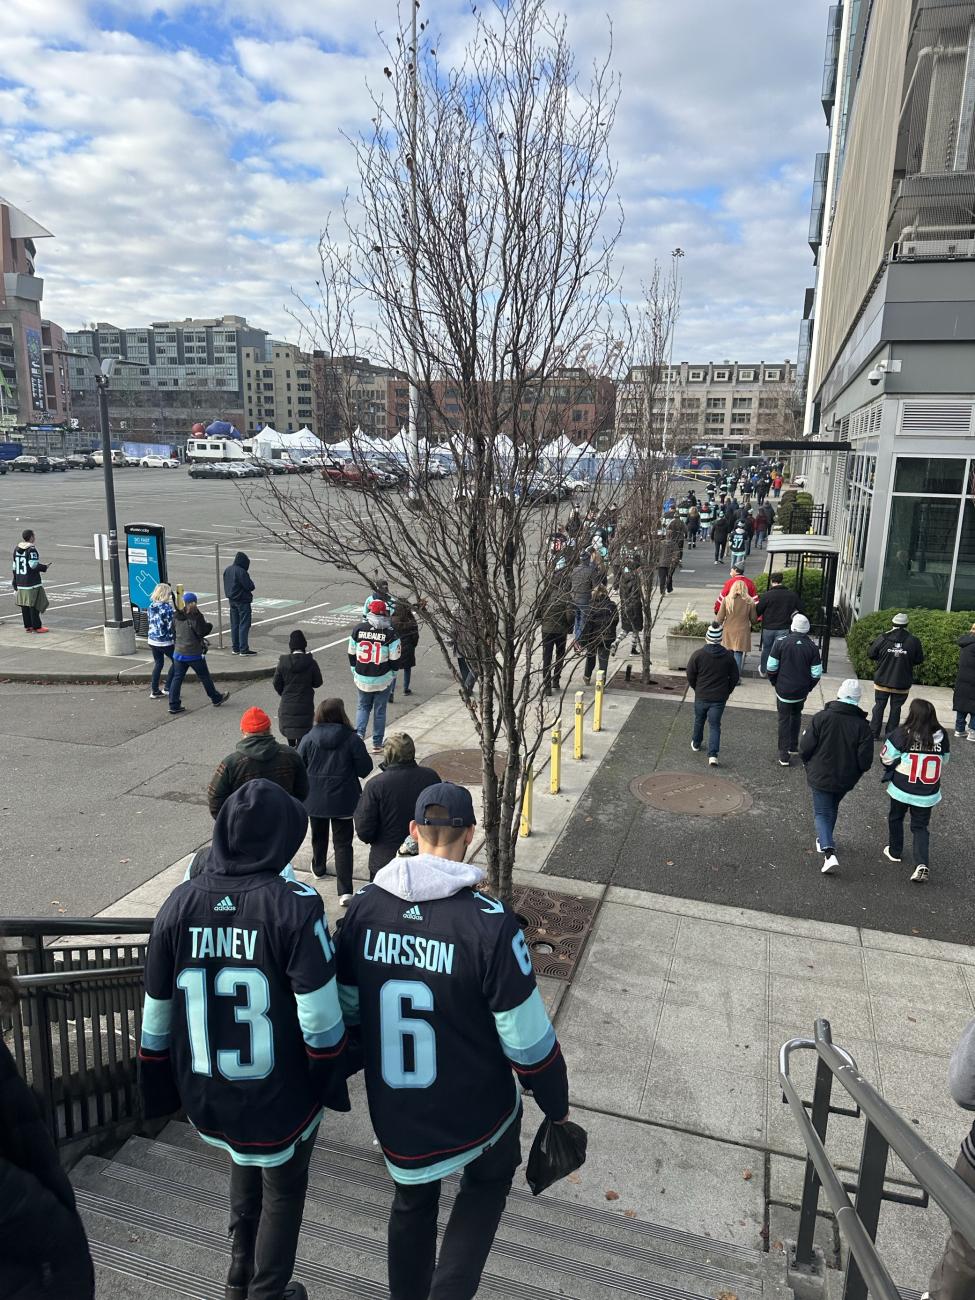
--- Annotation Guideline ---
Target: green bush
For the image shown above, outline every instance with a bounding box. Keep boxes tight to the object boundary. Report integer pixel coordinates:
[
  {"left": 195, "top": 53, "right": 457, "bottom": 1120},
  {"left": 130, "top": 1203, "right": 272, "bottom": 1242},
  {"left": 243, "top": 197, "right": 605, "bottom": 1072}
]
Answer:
[
  {"left": 776, "top": 489, "right": 815, "bottom": 534},
  {"left": 754, "top": 566, "right": 824, "bottom": 607},
  {"left": 847, "top": 608, "right": 975, "bottom": 688}
]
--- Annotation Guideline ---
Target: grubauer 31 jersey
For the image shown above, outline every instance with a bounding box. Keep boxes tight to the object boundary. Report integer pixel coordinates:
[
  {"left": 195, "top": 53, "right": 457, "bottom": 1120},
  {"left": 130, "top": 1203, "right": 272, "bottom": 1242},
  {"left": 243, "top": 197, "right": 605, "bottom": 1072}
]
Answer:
[
  {"left": 336, "top": 880, "right": 568, "bottom": 1184},
  {"left": 139, "top": 870, "right": 347, "bottom": 1166}
]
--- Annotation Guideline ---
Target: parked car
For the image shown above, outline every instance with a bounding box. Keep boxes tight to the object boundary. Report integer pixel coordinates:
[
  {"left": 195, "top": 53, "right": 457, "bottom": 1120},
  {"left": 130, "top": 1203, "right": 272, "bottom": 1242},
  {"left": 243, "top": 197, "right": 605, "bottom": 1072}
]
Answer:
[
  {"left": 92, "top": 450, "right": 127, "bottom": 467},
  {"left": 46, "top": 456, "right": 68, "bottom": 472},
  {"left": 188, "top": 463, "right": 224, "bottom": 480},
  {"left": 67, "top": 453, "right": 97, "bottom": 469},
  {"left": 323, "top": 458, "right": 392, "bottom": 488},
  {"left": 249, "top": 457, "right": 288, "bottom": 475},
  {"left": 0, "top": 460, "right": 8, "bottom": 475},
  {"left": 10, "top": 455, "right": 50, "bottom": 472},
  {"left": 140, "top": 455, "right": 180, "bottom": 468}
]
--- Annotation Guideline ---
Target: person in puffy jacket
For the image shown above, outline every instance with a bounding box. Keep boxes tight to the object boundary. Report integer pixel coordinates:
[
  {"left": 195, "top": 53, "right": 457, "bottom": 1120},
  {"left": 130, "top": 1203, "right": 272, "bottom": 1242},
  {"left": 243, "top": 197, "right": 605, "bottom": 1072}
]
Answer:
[
  {"left": 868, "top": 612, "right": 924, "bottom": 739},
  {"left": 686, "top": 623, "right": 739, "bottom": 764},
  {"left": 148, "top": 581, "right": 176, "bottom": 699},
  {"left": 207, "top": 706, "right": 308, "bottom": 818},
  {"left": 881, "top": 698, "right": 949, "bottom": 883},
  {"left": 755, "top": 573, "right": 803, "bottom": 675},
  {"left": 298, "top": 697, "right": 373, "bottom": 904},
  {"left": 222, "top": 550, "right": 255, "bottom": 655},
  {"left": 952, "top": 625, "right": 975, "bottom": 740},
  {"left": 389, "top": 600, "right": 419, "bottom": 702},
  {"left": 0, "top": 968, "right": 95, "bottom": 1300},
  {"left": 798, "top": 679, "right": 874, "bottom": 875},
  {"left": 767, "top": 612, "right": 823, "bottom": 766},
  {"left": 169, "top": 594, "right": 229, "bottom": 714},
  {"left": 711, "top": 513, "right": 730, "bottom": 564},
  {"left": 273, "top": 629, "right": 323, "bottom": 746},
  {"left": 538, "top": 577, "right": 575, "bottom": 695},
  {"left": 578, "top": 586, "right": 618, "bottom": 685},
  {"left": 354, "top": 734, "right": 441, "bottom": 875},
  {"left": 617, "top": 566, "right": 644, "bottom": 655},
  {"left": 923, "top": 1016, "right": 975, "bottom": 1300},
  {"left": 569, "top": 553, "right": 597, "bottom": 641}
]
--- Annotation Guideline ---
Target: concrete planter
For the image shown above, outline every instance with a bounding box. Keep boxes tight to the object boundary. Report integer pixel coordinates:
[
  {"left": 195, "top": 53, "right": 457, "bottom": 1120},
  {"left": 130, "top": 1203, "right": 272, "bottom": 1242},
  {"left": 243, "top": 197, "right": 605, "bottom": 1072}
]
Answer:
[{"left": 666, "top": 632, "right": 706, "bottom": 671}]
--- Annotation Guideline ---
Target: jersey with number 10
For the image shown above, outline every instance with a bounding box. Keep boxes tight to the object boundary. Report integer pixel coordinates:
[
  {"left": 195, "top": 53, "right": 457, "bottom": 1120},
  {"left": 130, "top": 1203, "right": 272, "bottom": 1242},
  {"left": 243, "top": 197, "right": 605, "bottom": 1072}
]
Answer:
[{"left": 336, "top": 881, "right": 569, "bottom": 1184}]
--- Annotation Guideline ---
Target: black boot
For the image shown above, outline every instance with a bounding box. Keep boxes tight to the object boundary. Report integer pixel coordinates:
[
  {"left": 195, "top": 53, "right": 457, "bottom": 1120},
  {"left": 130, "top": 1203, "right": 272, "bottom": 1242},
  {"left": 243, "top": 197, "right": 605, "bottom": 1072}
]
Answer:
[{"left": 226, "top": 1220, "right": 257, "bottom": 1300}]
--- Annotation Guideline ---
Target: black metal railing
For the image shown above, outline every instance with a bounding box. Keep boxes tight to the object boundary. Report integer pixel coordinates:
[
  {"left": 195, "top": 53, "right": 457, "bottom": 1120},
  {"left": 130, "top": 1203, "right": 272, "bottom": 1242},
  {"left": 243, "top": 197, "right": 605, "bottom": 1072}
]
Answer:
[
  {"left": 781, "top": 1018, "right": 975, "bottom": 1300},
  {"left": 1, "top": 917, "right": 153, "bottom": 1146}
]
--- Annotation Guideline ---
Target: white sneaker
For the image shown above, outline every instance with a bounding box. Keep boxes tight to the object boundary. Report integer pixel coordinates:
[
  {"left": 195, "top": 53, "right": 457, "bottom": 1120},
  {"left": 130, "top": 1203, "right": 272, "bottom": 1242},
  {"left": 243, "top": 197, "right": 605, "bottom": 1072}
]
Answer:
[
  {"left": 708, "top": 756, "right": 719, "bottom": 766},
  {"left": 954, "top": 730, "right": 967, "bottom": 738},
  {"left": 821, "top": 854, "right": 839, "bottom": 875},
  {"left": 882, "top": 845, "right": 902, "bottom": 863},
  {"left": 816, "top": 839, "right": 822, "bottom": 853},
  {"left": 968, "top": 732, "right": 975, "bottom": 743},
  {"left": 691, "top": 742, "right": 702, "bottom": 752},
  {"left": 339, "top": 893, "right": 353, "bottom": 907},
  {"left": 910, "top": 864, "right": 929, "bottom": 883}
]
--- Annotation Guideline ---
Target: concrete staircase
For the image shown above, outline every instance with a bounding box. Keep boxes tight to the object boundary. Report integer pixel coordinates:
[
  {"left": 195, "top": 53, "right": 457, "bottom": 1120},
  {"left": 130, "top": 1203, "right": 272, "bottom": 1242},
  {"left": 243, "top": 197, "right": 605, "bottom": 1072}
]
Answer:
[{"left": 72, "top": 1119, "right": 797, "bottom": 1300}]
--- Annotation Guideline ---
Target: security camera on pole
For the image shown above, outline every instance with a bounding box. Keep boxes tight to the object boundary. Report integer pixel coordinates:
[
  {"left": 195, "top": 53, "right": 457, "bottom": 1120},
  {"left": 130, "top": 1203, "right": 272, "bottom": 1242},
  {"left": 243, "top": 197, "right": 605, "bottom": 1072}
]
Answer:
[{"left": 60, "top": 350, "right": 137, "bottom": 655}]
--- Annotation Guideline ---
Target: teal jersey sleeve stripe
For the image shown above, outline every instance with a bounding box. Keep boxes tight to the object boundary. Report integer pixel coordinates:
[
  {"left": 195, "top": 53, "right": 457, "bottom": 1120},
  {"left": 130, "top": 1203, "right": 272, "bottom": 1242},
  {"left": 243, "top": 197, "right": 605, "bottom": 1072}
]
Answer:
[
  {"left": 811, "top": 663, "right": 823, "bottom": 678},
  {"left": 493, "top": 988, "right": 557, "bottom": 1064},
  {"left": 141, "top": 993, "right": 173, "bottom": 1049},
  {"left": 295, "top": 982, "right": 344, "bottom": 1048},
  {"left": 338, "top": 982, "right": 361, "bottom": 1025},
  {"left": 767, "top": 655, "right": 779, "bottom": 672}
]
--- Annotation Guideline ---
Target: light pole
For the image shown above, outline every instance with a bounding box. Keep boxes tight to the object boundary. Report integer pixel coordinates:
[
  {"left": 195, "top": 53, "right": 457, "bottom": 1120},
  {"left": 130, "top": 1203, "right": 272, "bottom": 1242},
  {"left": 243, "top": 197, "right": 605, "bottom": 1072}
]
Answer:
[
  {"left": 661, "top": 247, "right": 684, "bottom": 452},
  {"left": 61, "top": 351, "right": 137, "bottom": 654},
  {"left": 406, "top": 2, "right": 422, "bottom": 503}
]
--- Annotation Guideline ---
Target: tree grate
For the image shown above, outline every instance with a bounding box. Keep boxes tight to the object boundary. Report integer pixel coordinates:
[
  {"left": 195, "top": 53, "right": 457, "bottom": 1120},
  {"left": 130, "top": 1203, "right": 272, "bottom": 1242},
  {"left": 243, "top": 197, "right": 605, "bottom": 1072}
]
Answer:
[{"left": 512, "top": 885, "right": 599, "bottom": 981}]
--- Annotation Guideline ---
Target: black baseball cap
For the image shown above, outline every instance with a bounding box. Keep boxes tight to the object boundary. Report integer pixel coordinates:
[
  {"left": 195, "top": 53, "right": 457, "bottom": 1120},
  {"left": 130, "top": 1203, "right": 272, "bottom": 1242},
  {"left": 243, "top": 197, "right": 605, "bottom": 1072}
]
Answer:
[{"left": 415, "top": 782, "right": 477, "bottom": 828}]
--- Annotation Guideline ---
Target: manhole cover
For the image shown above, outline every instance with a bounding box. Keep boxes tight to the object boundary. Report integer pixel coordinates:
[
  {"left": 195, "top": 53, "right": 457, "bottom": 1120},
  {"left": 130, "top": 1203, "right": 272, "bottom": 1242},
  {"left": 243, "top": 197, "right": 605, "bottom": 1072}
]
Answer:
[
  {"left": 511, "top": 885, "right": 599, "bottom": 981},
  {"left": 422, "top": 748, "right": 507, "bottom": 786},
  {"left": 629, "top": 771, "right": 753, "bottom": 818}
]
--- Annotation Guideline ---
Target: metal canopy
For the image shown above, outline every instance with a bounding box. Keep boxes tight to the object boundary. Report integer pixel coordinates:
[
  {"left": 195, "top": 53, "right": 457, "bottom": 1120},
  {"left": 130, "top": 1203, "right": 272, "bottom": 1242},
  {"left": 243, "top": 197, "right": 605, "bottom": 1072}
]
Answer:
[{"left": 767, "top": 533, "right": 840, "bottom": 556}]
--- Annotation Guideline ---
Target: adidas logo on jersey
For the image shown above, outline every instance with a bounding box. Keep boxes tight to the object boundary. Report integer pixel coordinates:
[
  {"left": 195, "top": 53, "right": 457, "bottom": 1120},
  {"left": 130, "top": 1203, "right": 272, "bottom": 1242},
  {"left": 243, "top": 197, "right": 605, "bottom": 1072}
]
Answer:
[
  {"left": 213, "top": 896, "right": 236, "bottom": 913},
  {"left": 402, "top": 904, "right": 423, "bottom": 922}
]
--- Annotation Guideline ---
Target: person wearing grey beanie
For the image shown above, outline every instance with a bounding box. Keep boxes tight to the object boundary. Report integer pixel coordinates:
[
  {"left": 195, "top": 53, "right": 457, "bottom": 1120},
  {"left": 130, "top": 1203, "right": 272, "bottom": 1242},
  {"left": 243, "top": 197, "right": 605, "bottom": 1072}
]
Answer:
[{"left": 798, "top": 678, "right": 874, "bottom": 873}]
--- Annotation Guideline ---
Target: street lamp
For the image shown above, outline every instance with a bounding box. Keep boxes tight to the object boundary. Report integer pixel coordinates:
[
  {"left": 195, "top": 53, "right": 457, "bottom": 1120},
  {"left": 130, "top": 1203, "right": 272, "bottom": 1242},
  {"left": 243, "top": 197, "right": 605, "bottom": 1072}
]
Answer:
[
  {"left": 60, "top": 351, "right": 137, "bottom": 655},
  {"left": 661, "top": 247, "right": 685, "bottom": 453}
]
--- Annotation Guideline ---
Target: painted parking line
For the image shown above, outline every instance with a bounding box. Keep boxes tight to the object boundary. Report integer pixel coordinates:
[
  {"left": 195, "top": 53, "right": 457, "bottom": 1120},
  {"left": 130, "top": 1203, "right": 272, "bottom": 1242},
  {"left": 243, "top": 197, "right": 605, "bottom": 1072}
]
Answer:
[
  {"left": 310, "top": 634, "right": 355, "bottom": 654},
  {"left": 248, "top": 600, "right": 332, "bottom": 629}
]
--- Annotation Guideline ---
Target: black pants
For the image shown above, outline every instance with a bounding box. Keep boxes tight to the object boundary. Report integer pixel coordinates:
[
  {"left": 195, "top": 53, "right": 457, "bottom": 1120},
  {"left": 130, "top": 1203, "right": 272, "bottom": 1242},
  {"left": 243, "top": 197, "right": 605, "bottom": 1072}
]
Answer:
[
  {"left": 887, "top": 799, "right": 932, "bottom": 867},
  {"left": 388, "top": 1109, "right": 522, "bottom": 1300},
  {"left": 584, "top": 646, "right": 610, "bottom": 680},
  {"left": 541, "top": 633, "right": 567, "bottom": 691},
  {"left": 309, "top": 815, "right": 354, "bottom": 893},
  {"left": 228, "top": 1125, "right": 318, "bottom": 1300},
  {"left": 657, "top": 565, "right": 672, "bottom": 595},
  {"left": 776, "top": 699, "right": 805, "bottom": 757},
  {"left": 20, "top": 602, "right": 42, "bottom": 630},
  {"left": 713, "top": 540, "right": 726, "bottom": 562},
  {"left": 871, "top": 690, "right": 908, "bottom": 738}
]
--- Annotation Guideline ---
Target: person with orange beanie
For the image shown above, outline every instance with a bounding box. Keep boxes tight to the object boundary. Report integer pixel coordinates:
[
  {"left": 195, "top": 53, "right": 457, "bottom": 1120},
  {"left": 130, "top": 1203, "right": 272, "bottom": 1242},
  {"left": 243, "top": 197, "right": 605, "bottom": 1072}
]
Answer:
[{"left": 206, "top": 706, "right": 308, "bottom": 819}]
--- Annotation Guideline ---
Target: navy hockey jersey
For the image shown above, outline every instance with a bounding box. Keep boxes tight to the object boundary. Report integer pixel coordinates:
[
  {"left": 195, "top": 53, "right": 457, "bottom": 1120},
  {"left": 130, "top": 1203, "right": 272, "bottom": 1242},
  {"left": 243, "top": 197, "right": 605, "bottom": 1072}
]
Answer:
[
  {"left": 336, "top": 855, "right": 569, "bottom": 1184},
  {"left": 882, "top": 725, "right": 950, "bottom": 807},
  {"left": 139, "top": 781, "right": 347, "bottom": 1166}
]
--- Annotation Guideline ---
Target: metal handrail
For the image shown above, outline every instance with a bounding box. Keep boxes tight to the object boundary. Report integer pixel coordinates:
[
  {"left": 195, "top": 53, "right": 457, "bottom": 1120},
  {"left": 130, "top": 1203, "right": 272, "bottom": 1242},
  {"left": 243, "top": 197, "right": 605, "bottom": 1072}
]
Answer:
[
  {"left": 0, "top": 917, "right": 154, "bottom": 937},
  {"left": 14, "top": 966, "right": 145, "bottom": 989},
  {"left": 781, "top": 1018, "right": 975, "bottom": 1300}
]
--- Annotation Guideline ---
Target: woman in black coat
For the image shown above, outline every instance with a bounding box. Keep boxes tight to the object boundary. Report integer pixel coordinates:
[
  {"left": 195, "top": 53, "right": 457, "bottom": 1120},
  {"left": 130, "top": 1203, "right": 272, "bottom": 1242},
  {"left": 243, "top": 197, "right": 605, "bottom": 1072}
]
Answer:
[
  {"left": 272, "top": 629, "right": 324, "bottom": 746},
  {"left": 953, "top": 625, "right": 975, "bottom": 738},
  {"left": 389, "top": 600, "right": 420, "bottom": 702},
  {"left": 298, "top": 697, "right": 373, "bottom": 904},
  {"left": 0, "top": 968, "right": 95, "bottom": 1300}
]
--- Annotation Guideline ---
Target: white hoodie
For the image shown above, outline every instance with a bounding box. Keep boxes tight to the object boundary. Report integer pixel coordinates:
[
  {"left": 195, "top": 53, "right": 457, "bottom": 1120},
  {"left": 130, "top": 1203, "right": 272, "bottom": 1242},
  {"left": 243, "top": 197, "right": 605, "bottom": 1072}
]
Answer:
[{"left": 372, "top": 853, "right": 484, "bottom": 902}]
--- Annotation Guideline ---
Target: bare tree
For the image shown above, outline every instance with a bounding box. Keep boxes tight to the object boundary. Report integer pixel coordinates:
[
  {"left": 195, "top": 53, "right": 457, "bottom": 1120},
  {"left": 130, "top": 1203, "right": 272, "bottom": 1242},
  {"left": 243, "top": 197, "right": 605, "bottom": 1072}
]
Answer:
[{"left": 249, "top": 0, "right": 626, "bottom": 901}]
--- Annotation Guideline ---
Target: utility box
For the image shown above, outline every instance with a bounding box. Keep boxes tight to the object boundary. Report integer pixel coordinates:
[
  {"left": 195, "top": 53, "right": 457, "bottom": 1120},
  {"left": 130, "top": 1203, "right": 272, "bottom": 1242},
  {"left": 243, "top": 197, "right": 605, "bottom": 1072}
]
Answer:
[{"left": 124, "top": 522, "right": 168, "bottom": 635}]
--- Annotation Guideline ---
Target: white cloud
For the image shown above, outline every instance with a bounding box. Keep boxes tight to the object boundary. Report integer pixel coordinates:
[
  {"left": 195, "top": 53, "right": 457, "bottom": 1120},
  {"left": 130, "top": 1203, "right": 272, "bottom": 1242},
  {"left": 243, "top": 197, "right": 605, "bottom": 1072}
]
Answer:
[{"left": 0, "top": 0, "right": 831, "bottom": 361}]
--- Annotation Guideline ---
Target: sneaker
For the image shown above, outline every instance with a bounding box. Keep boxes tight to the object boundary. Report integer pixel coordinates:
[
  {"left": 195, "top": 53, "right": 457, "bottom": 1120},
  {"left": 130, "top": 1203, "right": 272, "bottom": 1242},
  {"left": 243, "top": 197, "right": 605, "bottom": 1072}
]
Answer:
[
  {"left": 339, "top": 893, "right": 353, "bottom": 908},
  {"left": 239, "top": 649, "right": 258, "bottom": 656},
  {"left": 231, "top": 649, "right": 240, "bottom": 655},
  {"left": 910, "top": 864, "right": 929, "bottom": 883},
  {"left": 149, "top": 689, "right": 165, "bottom": 699},
  {"left": 968, "top": 732, "right": 975, "bottom": 743},
  {"left": 372, "top": 744, "right": 384, "bottom": 754},
  {"left": 882, "top": 845, "right": 902, "bottom": 863},
  {"left": 34, "top": 626, "right": 49, "bottom": 634},
  {"left": 954, "top": 730, "right": 967, "bottom": 738},
  {"left": 169, "top": 705, "right": 186, "bottom": 715},
  {"left": 821, "top": 854, "right": 839, "bottom": 875},
  {"left": 691, "top": 742, "right": 702, "bottom": 752},
  {"left": 583, "top": 676, "right": 591, "bottom": 686},
  {"left": 403, "top": 688, "right": 413, "bottom": 695},
  {"left": 816, "top": 839, "right": 822, "bottom": 853},
  {"left": 23, "top": 627, "right": 34, "bottom": 633},
  {"left": 282, "top": 1285, "right": 308, "bottom": 1300},
  {"left": 708, "top": 756, "right": 719, "bottom": 766},
  {"left": 758, "top": 667, "right": 766, "bottom": 677},
  {"left": 778, "top": 754, "right": 790, "bottom": 767},
  {"left": 212, "top": 692, "right": 230, "bottom": 706}
]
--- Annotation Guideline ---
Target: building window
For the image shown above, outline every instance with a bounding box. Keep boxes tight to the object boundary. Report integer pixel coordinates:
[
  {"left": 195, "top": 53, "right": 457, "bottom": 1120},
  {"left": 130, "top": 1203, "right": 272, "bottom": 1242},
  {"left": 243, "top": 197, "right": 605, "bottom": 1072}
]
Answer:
[
  {"left": 738, "top": 369, "right": 756, "bottom": 382},
  {"left": 732, "top": 397, "right": 752, "bottom": 409},
  {"left": 705, "top": 412, "right": 725, "bottom": 426},
  {"left": 713, "top": 369, "right": 731, "bottom": 381},
  {"left": 689, "top": 369, "right": 705, "bottom": 382},
  {"left": 706, "top": 397, "right": 726, "bottom": 409},
  {"left": 953, "top": 502, "right": 975, "bottom": 611},
  {"left": 881, "top": 497, "right": 961, "bottom": 610},
  {"left": 682, "top": 398, "right": 701, "bottom": 409},
  {"left": 893, "top": 457, "right": 966, "bottom": 495},
  {"left": 730, "top": 412, "right": 751, "bottom": 425},
  {"left": 764, "top": 369, "right": 782, "bottom": 381}
]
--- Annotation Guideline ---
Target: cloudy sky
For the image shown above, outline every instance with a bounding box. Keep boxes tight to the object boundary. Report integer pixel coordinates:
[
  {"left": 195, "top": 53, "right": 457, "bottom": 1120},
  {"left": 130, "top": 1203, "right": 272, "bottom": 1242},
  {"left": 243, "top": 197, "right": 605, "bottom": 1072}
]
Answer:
[{"left": 1, "top": 0, "right": 829, "bottom": 362}]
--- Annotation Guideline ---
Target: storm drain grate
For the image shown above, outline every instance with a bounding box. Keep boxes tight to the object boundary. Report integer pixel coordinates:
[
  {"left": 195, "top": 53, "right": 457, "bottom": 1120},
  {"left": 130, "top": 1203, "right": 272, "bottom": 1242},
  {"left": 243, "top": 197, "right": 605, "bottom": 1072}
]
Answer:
[
  {"left": 511, "top": 885, "right": 599, "bottom": 981},
  {"left": 630, "top": 770, "right": 753, "bottom": 818},
  {"left": 422, "top": 747, "right": 507, "bottom": 786}
]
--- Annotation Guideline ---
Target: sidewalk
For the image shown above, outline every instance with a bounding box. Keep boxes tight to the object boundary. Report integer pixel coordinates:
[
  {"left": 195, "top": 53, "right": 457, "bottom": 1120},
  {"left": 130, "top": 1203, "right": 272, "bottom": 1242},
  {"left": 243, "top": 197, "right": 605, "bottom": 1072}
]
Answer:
[{"left": 0, "top": 622, "right": 275, "bottom": 683}]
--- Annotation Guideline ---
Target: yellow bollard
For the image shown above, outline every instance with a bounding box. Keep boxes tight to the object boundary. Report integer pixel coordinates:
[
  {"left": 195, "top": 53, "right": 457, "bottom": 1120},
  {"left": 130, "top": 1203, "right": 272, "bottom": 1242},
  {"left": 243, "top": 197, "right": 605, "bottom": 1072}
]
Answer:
[
  {"left": 175, "top": 582, "right": 185, "bottom": 610},
  {"left": 519, "top": 765, "right": 533, "bottom": 838},
  {"left": 593, "top": 670, "right": 605, "bottom": 733},
  {"left": 550, "top": 725, "right": 562, "bottom": 794},
  {"left": 573, "top": 691, "right": 584, "bottom": 760}
]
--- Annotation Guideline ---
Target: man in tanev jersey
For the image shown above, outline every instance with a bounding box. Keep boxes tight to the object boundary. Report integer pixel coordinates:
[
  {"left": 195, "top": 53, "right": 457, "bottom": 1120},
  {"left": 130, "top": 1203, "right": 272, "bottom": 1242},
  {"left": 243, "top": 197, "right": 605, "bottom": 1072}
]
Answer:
[
  {"left": 337, "top": 781, "right": 570, "bottom": 1300},
  {"left": 139, "top": 780, "right": 348, "bottom": 1300}
]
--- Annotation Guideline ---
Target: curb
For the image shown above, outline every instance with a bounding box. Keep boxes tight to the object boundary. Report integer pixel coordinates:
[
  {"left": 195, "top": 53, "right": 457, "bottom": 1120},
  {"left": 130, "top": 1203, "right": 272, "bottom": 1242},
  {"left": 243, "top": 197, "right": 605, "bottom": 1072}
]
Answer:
[{"left": 0, "top": 664, "right": 276, "bottom": 685}]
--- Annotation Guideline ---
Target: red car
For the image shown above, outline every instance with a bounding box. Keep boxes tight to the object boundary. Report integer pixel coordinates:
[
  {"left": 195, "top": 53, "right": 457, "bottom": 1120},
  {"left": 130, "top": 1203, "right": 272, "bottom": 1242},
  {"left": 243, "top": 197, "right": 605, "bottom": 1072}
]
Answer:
[{"left": 322, "top": 459, "right": 381, "bottom": 488}]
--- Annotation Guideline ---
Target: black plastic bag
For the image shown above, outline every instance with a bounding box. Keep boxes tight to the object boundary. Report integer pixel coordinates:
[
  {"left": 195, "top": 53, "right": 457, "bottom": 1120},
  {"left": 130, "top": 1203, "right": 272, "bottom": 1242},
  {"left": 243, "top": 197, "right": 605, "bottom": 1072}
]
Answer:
[{"left": 525, "top": 1117, "right": 588, "bottom": 1196}]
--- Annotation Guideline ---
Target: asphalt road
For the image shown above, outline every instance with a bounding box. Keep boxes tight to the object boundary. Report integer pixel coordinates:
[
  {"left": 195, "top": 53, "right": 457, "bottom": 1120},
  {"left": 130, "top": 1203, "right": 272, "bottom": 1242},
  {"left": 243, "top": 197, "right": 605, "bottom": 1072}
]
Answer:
[{"left": 0, "top": 467, "right": 461, "bottom": 917}]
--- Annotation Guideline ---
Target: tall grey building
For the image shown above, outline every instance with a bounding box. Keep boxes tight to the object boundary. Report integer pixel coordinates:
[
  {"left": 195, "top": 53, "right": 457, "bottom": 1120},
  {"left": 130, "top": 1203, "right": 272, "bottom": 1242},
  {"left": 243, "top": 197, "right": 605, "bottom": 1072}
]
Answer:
[
  {"left": 801, "top": 1, "right": 975, "bottom": 619},
  {"left": 65, "top": 315, "right": 267, "bottom": 441}
]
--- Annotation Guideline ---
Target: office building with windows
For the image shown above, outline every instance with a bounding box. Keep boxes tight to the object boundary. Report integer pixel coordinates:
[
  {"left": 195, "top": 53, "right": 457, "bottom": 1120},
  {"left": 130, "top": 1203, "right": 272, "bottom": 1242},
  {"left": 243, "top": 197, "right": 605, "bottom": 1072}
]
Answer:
[
  {"left": 617, "top": 360, "right": 798, "bottom": 451},
  {"left": 66, "top": 315, "right": 267, "bottom": 440},
  {"left": 800, "top": 1, "right": 975, "bottom": 618},
  {"left": 242, "top": 342, "right": 317, "bottom": 435}
]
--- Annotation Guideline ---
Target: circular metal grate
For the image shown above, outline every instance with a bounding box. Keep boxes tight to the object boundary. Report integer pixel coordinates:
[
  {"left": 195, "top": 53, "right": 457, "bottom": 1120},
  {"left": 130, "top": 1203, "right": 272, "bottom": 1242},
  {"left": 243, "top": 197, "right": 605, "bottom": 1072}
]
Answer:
[
  {"left": 512, "top": 886, "right": 600, "bottom": 981},
  {"left": 629, "top": 771, "right": 753, "bottom": 818},
  {"left": 421, "top": 748, "right": 507, "bottom": 786}
]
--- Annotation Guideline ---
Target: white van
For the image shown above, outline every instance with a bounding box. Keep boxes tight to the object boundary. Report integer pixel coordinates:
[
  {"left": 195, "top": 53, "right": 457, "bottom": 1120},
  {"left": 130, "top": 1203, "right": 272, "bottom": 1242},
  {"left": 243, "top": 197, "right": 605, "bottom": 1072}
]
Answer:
[{"left": 91, "top": 449, "right": 127, "bottom": 467}]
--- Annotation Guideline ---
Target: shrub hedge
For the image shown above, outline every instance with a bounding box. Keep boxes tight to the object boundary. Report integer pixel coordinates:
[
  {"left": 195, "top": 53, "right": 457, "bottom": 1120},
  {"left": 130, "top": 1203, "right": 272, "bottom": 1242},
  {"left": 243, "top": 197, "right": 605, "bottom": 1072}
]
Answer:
[
  {"left": 776, "top": 490, "right": 815, "bottom": 535},
  {"left": 847, "top": 608, "right": 975, "bottom": 688},
  {"left": 754, "top": 566, "right": 824, "bottom": 607}
]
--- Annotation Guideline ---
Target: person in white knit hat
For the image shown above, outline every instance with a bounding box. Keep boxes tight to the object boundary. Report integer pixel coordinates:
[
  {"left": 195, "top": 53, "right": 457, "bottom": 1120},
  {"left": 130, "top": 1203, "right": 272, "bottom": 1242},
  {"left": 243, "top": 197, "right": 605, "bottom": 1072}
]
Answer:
[
  {"left": 798, "top": 679, "right": 874, "bottom": 874},
  {"left": 766, "top": 611, "right": 823, "bottom": 766}
]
